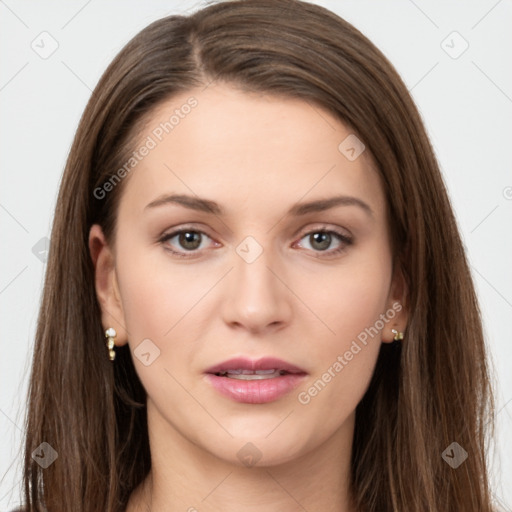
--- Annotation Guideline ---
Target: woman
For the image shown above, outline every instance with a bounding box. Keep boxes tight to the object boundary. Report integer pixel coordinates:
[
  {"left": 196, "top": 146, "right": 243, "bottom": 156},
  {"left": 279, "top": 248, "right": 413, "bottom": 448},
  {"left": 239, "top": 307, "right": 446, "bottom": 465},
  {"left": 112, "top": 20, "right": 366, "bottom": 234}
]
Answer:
[{"left": 18, "top": 0, "right": 496, "bottom": 510}]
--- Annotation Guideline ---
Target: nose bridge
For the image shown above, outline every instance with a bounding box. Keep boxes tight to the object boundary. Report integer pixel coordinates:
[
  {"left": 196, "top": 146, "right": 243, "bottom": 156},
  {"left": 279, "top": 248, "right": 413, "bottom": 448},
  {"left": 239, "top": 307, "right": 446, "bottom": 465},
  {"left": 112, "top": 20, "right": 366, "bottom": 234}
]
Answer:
[
  {"left": 234, "top": 234, "right": 278, "bottom": 301},
  {"left": 224, "top": 233, "right": 291, "bottom": 330}
]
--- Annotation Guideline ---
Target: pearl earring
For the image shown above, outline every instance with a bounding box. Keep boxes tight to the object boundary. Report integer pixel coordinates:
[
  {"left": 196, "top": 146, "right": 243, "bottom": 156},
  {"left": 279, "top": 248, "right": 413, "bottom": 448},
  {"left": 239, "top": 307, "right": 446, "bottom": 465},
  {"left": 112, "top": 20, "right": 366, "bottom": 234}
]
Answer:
[
  {"left": 391, "top": 328, "right": 404, "bottom": 341},
  {"left": 105, "top": 327, "right": 117, "bottom": 361}
]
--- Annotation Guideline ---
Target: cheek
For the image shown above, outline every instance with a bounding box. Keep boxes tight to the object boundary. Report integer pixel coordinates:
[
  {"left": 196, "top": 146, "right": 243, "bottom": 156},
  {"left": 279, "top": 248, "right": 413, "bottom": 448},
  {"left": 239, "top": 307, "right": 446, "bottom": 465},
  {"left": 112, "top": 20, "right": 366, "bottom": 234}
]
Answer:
[
  {"left": 115, "top": 241, "right": 208, "bottom": 341},
  {"left": 114, "top": 245, "right": 210, "bottom": 402},
  {"left": 296, "top": 250, "right": 392, "bottom": 345},
  {"left": 293, "top": 249, "right": 391, "bottom": 407}
]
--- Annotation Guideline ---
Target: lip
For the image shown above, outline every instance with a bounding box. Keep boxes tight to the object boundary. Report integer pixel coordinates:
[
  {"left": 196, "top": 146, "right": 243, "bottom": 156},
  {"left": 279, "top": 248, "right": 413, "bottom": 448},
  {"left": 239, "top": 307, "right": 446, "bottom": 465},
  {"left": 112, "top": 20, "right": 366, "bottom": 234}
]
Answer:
[{"left": 204, "top": 357, "right": 308, "bottom": 404}]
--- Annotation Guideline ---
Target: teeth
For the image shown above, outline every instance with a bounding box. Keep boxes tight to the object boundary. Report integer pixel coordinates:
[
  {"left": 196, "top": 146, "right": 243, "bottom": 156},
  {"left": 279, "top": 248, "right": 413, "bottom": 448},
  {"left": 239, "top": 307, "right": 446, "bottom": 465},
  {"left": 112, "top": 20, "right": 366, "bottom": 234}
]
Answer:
[
  {"left": 216, "top": 369, "right": 287, "bottom": 380},
  {"left": 226, "top": 370, "right": 283, "bottom": 380}
]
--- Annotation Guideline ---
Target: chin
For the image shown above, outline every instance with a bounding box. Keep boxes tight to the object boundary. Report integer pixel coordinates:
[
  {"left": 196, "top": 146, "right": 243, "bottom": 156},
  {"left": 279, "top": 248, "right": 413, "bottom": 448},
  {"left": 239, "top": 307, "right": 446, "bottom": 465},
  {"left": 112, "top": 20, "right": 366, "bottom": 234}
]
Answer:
[{"left": 205, "top": 430, "right": 310, "bottom": 468}]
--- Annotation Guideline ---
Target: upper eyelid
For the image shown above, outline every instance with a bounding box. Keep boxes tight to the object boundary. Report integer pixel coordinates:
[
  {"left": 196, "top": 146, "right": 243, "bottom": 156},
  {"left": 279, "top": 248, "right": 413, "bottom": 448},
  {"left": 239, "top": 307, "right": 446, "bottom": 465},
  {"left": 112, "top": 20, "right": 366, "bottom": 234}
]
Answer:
[
  {"left": 161, "top": 223, "right": 351, "bottom": 238},
  {"left": 294, "top": 224, "right": 352, "bottom": 240}
]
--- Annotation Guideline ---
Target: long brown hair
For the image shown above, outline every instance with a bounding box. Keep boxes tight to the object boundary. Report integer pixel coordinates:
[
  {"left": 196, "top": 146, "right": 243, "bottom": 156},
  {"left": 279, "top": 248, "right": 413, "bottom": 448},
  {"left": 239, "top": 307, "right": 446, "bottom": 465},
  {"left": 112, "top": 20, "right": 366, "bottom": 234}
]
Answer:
[{"left": 19, "top": 0, "right": 496, "bottom": 510}]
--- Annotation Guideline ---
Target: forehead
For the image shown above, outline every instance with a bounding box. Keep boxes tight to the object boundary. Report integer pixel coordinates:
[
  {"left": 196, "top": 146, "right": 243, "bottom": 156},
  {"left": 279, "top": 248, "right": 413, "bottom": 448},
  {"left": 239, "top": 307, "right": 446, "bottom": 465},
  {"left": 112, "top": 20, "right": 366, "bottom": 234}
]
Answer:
[{"left": 118, "top": 83, "right": 386, "bottom": 220}]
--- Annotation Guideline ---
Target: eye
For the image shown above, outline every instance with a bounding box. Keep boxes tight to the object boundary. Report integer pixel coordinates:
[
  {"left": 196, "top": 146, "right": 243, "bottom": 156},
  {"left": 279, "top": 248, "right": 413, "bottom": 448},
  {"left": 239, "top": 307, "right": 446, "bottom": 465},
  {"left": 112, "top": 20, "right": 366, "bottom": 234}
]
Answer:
[
  {"left": 294, "top": 228, "right": 353, "bottom": 257},
  {"left": 158, "top": 226, "right": 353, "bottom": 259},
  {"left": 159, "top": 228, "right": 217, "bottom": 258}
]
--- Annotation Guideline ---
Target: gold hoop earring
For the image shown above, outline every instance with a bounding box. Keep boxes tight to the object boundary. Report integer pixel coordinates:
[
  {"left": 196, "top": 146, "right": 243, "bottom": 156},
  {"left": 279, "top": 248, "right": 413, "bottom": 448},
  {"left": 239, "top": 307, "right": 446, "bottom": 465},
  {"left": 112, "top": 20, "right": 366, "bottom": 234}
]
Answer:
[
  {"left": 391, "top": 328, "right": 404, "bottom": 341},
  {"left": 105, "top": 327, "right": 117, "bottom": 361}
]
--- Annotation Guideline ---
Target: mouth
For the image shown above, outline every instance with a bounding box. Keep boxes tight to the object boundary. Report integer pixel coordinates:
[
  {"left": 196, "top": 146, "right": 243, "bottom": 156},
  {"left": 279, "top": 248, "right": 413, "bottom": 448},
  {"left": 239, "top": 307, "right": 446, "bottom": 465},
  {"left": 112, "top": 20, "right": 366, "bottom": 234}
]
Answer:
[
  {"left": 204, "top": 357, "right": 308, "bottom": 404},
  {"left": 204, "top": 356, "right": 307, "bottom": 376},
  {"left": 212, "top": 369, "right": 302, "bottom": 380}
]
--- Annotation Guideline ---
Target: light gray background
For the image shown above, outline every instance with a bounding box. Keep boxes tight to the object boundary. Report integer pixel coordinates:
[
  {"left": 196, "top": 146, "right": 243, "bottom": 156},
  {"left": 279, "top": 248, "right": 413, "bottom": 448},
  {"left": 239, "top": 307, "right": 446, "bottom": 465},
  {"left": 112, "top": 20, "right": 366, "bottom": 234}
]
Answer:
[{"left": 1, "top": 0, "right": 511, "bottom": 510}]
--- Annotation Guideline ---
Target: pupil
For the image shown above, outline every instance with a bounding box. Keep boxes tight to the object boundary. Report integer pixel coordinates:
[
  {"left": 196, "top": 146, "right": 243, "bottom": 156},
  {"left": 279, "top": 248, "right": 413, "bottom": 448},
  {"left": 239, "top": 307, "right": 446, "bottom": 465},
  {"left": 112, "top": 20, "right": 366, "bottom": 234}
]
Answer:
[
  {"left": 311, "top": 232, "right": 331, "bottom": 251},
  {"left": 179, "top": 231, "right": 201, "bottom": 250}
]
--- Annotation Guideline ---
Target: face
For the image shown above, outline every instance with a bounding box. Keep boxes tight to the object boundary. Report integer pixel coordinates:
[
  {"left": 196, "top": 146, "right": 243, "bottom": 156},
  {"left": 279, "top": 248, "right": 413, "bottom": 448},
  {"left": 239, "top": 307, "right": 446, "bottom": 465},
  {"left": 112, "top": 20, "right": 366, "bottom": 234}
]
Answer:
[{"left": 90, "top": 83, "right": 407, "bottom": 467}]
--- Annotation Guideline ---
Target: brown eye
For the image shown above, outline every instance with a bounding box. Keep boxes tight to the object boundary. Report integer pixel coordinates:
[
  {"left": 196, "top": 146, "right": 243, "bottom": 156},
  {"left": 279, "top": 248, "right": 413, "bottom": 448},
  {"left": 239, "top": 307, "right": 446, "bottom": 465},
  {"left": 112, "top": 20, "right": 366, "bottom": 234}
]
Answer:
[
  {"left": 309, "top": 232, "right": 332, "bottom": 251},
  {"left": 159, "top": 228, "right": 215, "bottom": 258},
  {"left": 296, "top": 229, "right": 353, "bottom": 257},
  {"left": 177, "top": 231, "right": 202, "bottom": 250}
]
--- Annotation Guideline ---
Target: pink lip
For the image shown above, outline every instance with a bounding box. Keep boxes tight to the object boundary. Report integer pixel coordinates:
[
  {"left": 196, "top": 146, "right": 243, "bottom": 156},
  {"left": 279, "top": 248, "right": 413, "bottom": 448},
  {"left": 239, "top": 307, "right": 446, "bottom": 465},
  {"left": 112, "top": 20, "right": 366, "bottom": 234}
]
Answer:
[{"left": 204, "top": 357, "right": 307, "bottom": 404}]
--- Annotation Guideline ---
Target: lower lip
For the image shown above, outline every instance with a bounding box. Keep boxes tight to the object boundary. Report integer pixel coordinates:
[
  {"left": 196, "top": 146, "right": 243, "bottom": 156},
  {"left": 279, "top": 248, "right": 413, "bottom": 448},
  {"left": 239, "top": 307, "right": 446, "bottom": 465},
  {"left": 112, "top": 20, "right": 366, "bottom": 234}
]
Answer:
[{"left": 205, "top": 373, "right": 307, "bottom": 404}]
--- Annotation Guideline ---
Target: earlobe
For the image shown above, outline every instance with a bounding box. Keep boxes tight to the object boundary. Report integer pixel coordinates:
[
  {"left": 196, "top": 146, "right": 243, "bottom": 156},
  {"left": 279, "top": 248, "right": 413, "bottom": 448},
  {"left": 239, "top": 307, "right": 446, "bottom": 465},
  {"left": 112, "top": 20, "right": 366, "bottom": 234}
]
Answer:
[
  {"left": 382, "top": 264, "right": 409, "bottom": 344},
  {"left": 88, "top": 224, "right": 128, "bottom": 346}
]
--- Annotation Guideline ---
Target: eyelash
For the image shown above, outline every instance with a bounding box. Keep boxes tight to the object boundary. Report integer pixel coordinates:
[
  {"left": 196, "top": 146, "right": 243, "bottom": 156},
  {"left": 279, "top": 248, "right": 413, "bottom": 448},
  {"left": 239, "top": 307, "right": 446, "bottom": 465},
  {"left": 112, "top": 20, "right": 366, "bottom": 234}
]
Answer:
[{"left": 158, "top": 225, "right": 353, "bottom": 259}]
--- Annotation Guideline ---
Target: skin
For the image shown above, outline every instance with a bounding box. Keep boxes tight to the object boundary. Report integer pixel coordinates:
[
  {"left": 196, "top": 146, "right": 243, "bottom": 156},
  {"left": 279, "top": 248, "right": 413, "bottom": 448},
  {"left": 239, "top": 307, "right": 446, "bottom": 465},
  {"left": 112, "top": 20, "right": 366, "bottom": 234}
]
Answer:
[{"left": 89, "top": 83, "right": 408, "bottom": 512}]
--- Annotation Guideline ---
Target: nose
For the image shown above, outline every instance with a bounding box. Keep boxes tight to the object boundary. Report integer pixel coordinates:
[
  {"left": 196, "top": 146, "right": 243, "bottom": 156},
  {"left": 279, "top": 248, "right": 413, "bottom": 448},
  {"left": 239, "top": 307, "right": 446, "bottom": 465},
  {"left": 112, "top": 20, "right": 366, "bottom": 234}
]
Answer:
[{"left": 221, "top": 242, "right": 293, "bottom": 335}]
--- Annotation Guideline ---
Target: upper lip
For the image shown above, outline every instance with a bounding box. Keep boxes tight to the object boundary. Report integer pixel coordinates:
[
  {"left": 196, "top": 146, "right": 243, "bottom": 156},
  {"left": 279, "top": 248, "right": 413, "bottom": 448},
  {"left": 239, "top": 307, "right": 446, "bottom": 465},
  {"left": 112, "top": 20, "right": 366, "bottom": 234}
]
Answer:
[{"left": 204, "top": 357, "right": 307, "bottom": 375}]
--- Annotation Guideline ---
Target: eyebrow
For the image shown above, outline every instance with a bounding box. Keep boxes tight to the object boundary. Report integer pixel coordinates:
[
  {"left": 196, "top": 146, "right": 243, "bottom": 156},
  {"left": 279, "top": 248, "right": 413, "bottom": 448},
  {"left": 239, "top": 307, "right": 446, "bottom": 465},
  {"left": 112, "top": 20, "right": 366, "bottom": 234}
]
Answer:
[{"left": 144, "top": 193, "right": 374, "bottom": 218}]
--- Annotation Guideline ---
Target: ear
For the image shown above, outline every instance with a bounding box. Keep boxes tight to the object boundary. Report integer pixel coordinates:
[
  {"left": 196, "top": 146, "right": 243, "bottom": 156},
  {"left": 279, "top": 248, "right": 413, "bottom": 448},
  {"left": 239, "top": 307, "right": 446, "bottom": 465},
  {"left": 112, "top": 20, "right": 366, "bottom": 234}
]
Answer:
[
  {"left": 381, "top": 262, "right": 409, "bottom": 343},
  {"left": 88, "top": 224, "right": 128, "bottom": 347}
]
